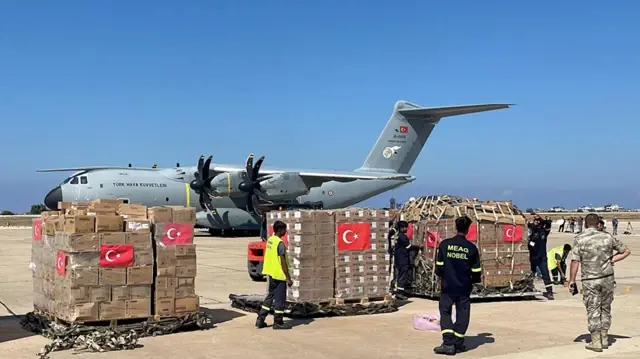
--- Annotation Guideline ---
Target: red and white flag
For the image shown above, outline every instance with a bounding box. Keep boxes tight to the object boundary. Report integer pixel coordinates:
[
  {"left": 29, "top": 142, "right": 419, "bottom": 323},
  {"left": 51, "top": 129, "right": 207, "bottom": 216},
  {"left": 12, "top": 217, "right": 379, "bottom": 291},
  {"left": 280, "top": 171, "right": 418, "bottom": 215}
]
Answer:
[
  {"left": 161, "top": 223, "right": 193, "bottom": 245},
  {"left": 426, "top": 231, "right": 440, "bottom": 248},
  {"left": 99, "top": 244, "right": 134, "bottom": 267},
  {"left": 336, "top": 222, "right": 371, "bottom": 251},
  {"left": 56, "top": 251, "right": 67, "bottom": 275},
  {"left": 467, "top": 223, "right": 478, "bottom": 242},
  {"left": 33, "top": 219, "right": 42, "bottom": 241},
  {"left": 399, "top": 126, "right": 409, "bottom": 134},
  {"left": 503, "top": 225, "right": 523, "bottom": 243},
  {"left": 267, "top": 225, "right": 289, "bottom": 246},
  {"left": 407, "top": 223, "right": 414, "bottom": 240}
]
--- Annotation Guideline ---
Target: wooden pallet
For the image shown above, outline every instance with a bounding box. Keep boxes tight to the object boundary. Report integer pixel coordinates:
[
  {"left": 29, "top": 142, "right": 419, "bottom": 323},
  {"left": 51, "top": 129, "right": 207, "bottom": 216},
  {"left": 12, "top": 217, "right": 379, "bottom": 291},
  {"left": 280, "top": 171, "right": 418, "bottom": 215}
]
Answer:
[
  {"left": 329, "top": 294, "right": 394, "bottom": 306},
  {"left": 35, "top": 310, "right": 153, "bottom": 328}
]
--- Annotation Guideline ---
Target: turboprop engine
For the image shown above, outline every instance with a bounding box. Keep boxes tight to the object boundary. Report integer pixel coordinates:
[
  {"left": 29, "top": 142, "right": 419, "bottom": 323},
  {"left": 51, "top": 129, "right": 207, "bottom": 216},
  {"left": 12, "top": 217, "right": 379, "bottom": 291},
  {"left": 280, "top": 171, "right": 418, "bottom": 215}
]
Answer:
[{"left": 258, "top": 173, "right": 309, "bottom": 200}]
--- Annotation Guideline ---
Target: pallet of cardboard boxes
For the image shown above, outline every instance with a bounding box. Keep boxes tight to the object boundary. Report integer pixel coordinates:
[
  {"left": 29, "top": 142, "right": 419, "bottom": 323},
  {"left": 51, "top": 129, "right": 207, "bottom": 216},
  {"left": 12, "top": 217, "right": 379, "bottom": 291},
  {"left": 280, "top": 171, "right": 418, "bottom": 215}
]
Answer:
[
  {"left": 399, "top": 195, "right": 537, "bottom": 297},
  {"left": 266, "top": 208, "right": 396, "bottom": 305},
  {"left": 31, "top": 200, "right": 200, "bottom": 324}
]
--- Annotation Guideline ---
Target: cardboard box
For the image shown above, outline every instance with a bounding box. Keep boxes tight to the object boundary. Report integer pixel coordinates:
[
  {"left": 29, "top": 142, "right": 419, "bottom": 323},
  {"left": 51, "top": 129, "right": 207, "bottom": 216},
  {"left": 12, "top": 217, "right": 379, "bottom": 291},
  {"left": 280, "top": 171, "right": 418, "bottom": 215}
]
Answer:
[
  {"left": 148, "top": 206, "right": 172, "bottom": 223},
  {"left": 63, "top": 216, "right": 95, "bottom": 233},
  {"left": 124, "top": 219, "right": 151, "bottom": 233},
  {"left": 118, "top": 204, "right": 148, "bottom": 220},
  {"left": 95, "top": 215, "right": 123, "bottom": 232},
  {"left": 167, "top": 206, "right": 196, "bottom": 224}
]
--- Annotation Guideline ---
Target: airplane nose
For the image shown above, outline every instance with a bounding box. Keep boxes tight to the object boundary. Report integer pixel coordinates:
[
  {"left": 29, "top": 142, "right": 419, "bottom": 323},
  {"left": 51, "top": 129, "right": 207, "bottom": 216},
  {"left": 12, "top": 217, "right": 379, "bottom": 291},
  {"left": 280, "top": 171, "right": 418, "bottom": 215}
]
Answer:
[{"left": 44, "top": 186, "right": 62, "bottom": 210}]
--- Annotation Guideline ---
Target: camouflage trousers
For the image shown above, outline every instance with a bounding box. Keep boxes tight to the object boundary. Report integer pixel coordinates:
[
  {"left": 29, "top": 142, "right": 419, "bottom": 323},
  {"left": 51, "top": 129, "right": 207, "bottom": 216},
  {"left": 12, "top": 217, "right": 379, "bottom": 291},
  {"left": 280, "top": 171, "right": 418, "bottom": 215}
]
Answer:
[{"left": 582, "top": 276, "right": 615, "bottom": 333}]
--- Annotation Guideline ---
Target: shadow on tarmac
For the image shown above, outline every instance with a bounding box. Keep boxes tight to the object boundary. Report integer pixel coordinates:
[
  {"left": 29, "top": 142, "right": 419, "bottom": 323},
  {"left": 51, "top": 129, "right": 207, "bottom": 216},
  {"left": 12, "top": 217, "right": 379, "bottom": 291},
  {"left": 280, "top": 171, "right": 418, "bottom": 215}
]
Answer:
[
  {"left": 200, "top": 307, "right": 246, "bottom": 325},
  {"left": 574, "top": 332, "right": 631, "bottom": 345},
  {"left": 464, "top": 332, "right": 496, "bottom": 351},
  {"left": 0, "top": 315, "right": 36, "bottom": 344}
]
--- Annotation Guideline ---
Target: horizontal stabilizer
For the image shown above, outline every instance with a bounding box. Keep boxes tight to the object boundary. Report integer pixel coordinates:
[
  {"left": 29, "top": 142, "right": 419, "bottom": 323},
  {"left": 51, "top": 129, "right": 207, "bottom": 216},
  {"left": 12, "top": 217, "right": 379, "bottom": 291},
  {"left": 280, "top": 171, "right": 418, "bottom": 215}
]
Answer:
[{"left": 398, "top": 103, "right": 513, "bottom": 120}]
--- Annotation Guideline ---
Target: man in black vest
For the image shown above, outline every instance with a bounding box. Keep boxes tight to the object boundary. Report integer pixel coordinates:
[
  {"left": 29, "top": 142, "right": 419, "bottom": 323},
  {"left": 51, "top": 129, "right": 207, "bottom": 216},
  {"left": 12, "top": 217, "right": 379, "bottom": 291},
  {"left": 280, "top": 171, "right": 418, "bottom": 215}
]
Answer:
[{"left": 433, "top": 216, "right": 482, "bottom": 355}]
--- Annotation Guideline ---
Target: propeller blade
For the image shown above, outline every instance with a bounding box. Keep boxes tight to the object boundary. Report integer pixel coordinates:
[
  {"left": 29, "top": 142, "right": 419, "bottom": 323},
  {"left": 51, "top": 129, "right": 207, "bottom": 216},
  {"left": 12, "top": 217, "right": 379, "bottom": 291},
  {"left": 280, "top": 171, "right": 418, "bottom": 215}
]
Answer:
[
  {"left": 253, "top": 188, "right": 270, "bottom": 201},
  {"left": 197, "top": 155, "right": 205, "bottom": 175},
  {"left": 245, "top": 153, "right": 254, "bottom": 176},
  {"left": 198, "top": 193, "right": 207, "bottom": 211},
  {"left": 202, "top": 155, "right": 213, "bottom": 181},
  {"left": 250, "top": 194, "right": 262, "bottom": 216},
  {"left": 256, "top": 174, "right": 274, "bottom": 182},
  {"left": 252, "top": 156, "right": 265, "bottom": 181}
]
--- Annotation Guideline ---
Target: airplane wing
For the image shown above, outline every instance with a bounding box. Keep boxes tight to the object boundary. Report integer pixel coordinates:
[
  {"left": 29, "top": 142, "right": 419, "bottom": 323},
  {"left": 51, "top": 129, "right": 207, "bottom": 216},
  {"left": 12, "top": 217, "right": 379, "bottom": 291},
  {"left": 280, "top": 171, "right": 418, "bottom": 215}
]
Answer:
[
  {"left": 37, "top": 166, "right": 162, "bottom": 172},
  {"left": 211, "top": 165, "right": 411, "bottom": 189}
]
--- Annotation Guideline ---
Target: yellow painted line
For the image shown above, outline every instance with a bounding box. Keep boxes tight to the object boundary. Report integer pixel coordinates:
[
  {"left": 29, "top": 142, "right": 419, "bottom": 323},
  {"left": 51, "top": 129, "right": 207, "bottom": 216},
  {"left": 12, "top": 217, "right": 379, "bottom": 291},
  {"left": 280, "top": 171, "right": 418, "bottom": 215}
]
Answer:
[
  {"left": 184, "top": 183, "right": 191, "bottom": 207},
  {"left": 226, "top": 172, "right": 231, "bottom": 195}
]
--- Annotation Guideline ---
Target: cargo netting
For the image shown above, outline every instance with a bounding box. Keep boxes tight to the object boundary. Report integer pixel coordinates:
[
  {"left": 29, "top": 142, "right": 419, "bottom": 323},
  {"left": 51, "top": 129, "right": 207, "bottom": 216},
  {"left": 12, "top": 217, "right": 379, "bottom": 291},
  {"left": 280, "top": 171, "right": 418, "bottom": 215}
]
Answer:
[
  {"left": 398, "top": 195, "right": 540, "bottom": 298},
  {"left": 229, "top": 294, "right": 398, "bottom": 317},
  {"left": 19, "top": 311, "right": 213, "bottom": 359}
]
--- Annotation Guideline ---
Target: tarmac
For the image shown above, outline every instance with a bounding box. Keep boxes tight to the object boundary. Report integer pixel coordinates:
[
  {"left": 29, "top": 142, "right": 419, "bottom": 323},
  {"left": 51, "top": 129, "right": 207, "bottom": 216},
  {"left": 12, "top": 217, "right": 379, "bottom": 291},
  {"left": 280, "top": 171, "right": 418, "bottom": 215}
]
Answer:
[{"left": 0, "top": 224, "right": 639, "bottom": 358}]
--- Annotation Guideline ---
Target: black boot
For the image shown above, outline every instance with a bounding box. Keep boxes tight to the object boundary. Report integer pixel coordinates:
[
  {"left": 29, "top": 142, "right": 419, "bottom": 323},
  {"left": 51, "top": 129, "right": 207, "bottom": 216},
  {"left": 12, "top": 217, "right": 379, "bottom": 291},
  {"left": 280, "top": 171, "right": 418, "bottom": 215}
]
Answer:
[
  {"left": 272, "top": 317, "right": 291, "bottom": 330},
  {"left": 256, "top": 309, "right": 269, "bottom": 329},
  {"left": 455, "top": 344, "right": 468, "bottom": 353},
  {"left": 434, "top": 343, "right": 456, "bottom": 355},
  {"left": 543, "top": 291, "right": 554, "bottom": 300},
  {"left": 256, "top": 317, "right": 267, "bottom": 328}
]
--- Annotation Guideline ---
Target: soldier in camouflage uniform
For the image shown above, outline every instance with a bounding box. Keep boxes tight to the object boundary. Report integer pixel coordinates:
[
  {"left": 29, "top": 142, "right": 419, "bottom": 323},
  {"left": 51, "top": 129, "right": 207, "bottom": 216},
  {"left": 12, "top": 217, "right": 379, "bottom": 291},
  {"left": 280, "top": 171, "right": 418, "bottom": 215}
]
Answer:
[{"left": 568, "top": 213, "right": 631, "bottom": 352}]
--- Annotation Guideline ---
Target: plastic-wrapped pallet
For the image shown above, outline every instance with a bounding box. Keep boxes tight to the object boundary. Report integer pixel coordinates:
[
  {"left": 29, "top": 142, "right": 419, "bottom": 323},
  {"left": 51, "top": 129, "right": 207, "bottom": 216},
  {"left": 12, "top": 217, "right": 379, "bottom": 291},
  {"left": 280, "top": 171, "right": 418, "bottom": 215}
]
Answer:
[
  {"left": 152, "top": 206, "right": 199, "bottom": 316},
  {"left": 334, "top": 208, "right": 392, "bottom": 300},
  {"left": 266, "top": 210, "right": 335, "bottom": 302},
  {"left": 32, "top": 199, "right": 154, "bottom": 323}
]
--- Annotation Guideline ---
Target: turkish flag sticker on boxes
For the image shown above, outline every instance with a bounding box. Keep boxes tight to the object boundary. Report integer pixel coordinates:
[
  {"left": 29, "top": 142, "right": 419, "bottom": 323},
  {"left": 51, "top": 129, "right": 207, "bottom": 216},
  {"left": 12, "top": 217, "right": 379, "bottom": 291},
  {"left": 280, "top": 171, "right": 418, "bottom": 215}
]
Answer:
[
  {"left": 32, "top": 219, "right": 42, "bottom": 241},
  {"left": 336, "top": 222, "right": 371, "bottom": 251},
  {"left": 267, "top": 225, "right": 289, "bottom": 246},
  {"left": 407, "top": 223, "right": 414, "bottom": 240},
  {"left": 467, "top": 223, "right": 478, "bottom": 242},
  {"left": 56, "top": 251, "right": 67, "bottom": 275},
  {"left": 99, "top": 244, "right": 134, "bottom": 267},
  {"left": 161, "top": 223, "right": 194, "bottom": 245},
  {"left": 503, "top": 225, "right": 523, "bottom": 243},
  {"left": 426, "top": 231, "right": 440, "bottom": 248}
]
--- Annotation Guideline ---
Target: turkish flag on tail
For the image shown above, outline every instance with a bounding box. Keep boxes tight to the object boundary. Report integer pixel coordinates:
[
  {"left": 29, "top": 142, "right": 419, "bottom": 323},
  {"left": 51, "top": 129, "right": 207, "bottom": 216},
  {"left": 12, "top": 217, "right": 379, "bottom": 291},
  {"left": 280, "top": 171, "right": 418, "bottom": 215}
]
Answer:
[
  {"left": 267, "top": 225, "right": 289, "bottom": 246},
  {"left": 56, "top": 251, "right": 67, "bottom": 275},
  {"left": 100, "top": 244, "right": 134, "bottom": 267},
  {"left": 161, "top": 223, "right": 193, "bottom": 245},
  {"left": 426, "top": 231, "right": 440, "bottom": 248},
  {"left": 33, "top": 219, "right": 42, "bottom": 241},
  {"left": 503, "top": 225, "right": 523, "bottom": 243},
  {"left": 336, "top": 222, "right": 371, "bottom": 251},
  {"left": 467, "top": 223, "right": 478, "bottom": 242}
]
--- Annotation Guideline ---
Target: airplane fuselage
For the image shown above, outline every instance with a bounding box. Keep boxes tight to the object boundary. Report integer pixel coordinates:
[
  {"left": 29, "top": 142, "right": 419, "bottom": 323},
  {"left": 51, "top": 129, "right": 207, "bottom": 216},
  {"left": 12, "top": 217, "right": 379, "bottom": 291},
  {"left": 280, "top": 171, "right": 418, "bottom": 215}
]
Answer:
[{"left": 48, "top": 167, "right": 413, "bottom": 230}]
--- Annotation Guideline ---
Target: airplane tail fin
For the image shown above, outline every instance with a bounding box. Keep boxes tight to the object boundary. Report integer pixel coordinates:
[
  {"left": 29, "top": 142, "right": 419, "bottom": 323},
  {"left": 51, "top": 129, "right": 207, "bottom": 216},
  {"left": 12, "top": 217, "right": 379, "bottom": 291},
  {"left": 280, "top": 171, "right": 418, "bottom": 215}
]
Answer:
[{"left": 357, "top": 101, "right": 512, "bottom": 174}]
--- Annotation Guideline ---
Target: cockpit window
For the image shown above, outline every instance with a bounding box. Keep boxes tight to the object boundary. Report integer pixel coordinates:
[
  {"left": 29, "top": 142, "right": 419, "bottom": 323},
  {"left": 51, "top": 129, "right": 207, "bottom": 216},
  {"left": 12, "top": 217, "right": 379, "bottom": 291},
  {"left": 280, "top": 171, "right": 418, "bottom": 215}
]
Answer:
[
  {"left": 70, "top": 177, "right": 78, "bottom": 185},
  {"left": 80, "top": 176, "right": 88, "bottom": 184},
  {"left": 62, "top": 176, "right": 73, "bottom": 184}
]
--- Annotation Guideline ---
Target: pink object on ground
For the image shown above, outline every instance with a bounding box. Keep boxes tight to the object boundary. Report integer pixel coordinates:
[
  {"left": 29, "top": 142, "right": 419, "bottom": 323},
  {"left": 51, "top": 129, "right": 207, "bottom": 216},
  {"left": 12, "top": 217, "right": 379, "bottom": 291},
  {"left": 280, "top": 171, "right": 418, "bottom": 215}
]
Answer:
[{"left": 412, "top": 313, "right": 441, "bottom": 332}]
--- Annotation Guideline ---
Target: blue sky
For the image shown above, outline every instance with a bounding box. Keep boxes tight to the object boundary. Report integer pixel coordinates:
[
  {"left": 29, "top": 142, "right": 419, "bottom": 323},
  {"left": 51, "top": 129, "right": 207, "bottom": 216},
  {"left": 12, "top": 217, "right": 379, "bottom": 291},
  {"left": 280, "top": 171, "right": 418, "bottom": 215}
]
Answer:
[{"left": 1, "top": 1, "right": 639, "bottom": 212}]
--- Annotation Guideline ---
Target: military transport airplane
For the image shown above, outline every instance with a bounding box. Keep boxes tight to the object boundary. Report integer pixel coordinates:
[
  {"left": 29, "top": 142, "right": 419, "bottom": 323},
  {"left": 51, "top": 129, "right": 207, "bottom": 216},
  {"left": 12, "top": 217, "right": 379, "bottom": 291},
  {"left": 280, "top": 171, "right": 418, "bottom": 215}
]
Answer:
[{"left": 38, "top": 100, "right": 510, "bottom": 233}]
